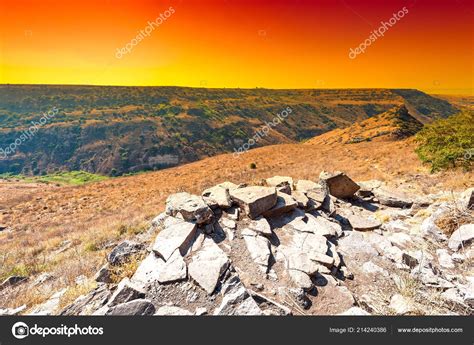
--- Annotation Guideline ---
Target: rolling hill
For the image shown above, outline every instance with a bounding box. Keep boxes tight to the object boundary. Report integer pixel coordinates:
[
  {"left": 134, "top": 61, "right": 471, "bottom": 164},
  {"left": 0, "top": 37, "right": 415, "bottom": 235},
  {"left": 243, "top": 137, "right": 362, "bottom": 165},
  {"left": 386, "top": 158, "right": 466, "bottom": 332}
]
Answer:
[{"left": 0, "top": 86, "right": 457, "bottom": 176}]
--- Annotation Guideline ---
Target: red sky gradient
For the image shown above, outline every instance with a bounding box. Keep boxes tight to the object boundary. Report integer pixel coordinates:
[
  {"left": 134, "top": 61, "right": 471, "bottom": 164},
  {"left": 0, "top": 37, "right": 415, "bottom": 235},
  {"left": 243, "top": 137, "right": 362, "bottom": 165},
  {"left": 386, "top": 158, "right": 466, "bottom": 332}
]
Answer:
[{"left": 0, "top": 0, "right": 472, "bottom": 93}]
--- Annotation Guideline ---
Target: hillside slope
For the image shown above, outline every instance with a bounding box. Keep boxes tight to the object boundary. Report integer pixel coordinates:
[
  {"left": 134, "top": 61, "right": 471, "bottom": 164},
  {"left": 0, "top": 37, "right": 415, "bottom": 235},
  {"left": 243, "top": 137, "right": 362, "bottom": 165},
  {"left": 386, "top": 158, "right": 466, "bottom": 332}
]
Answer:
[
  {"left": 0, "top": 86, "right": 457, "bottom": 175},
  {"left": 1, "top": 105, "right": 472, "bottom": 312}
]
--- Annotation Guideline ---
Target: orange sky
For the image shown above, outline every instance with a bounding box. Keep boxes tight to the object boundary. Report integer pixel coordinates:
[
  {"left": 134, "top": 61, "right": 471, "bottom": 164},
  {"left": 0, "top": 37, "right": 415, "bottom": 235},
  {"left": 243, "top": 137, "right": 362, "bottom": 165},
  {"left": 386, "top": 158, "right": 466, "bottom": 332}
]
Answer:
[{"left": 0, "top": 0, "right": 473, "bottom": 94}]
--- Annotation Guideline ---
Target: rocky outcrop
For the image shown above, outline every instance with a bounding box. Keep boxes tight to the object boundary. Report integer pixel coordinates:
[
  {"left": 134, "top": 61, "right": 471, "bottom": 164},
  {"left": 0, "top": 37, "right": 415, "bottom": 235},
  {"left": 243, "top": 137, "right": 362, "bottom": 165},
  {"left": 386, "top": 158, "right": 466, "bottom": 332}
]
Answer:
[{"left": 57, "top": 174, "right": 473, "bottom": 316}]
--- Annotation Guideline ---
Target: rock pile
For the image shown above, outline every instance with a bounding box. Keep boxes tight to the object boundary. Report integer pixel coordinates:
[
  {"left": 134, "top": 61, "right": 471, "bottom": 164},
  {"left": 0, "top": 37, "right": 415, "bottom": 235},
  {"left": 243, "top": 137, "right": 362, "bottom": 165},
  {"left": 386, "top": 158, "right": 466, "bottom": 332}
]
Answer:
[{"left": 57, "top": 172, "right": 473, "bottom": 316}]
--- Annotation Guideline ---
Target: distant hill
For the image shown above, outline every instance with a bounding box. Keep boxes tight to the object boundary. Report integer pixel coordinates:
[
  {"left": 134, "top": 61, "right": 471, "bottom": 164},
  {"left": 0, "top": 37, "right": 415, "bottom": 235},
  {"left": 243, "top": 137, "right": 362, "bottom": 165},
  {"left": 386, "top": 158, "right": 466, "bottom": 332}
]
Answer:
[{"left": 0, "top": 85, "right": 457, "bottom": 175}]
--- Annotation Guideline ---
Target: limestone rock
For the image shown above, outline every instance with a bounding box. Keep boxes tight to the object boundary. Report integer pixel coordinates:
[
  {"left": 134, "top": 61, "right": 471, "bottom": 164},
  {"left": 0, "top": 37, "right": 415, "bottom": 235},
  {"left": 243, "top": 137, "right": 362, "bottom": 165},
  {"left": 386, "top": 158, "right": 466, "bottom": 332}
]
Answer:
[
  {"left": 242, "top": 231, "right": 272, "bottom": 272},
  {"left": 165, "top": 192, "right": 213, "bottom": 224},
  {"left": 131, "top": 252, "right": 166, "bottom": 286},
  {"left": 245, "top": 217, "right": 272, "bottom": 236},
  {"left": 156, "top": 249, "right": 187, "bottom": 283},
  {"left": 262, "top": 192, "right": 297, "bottom": 217},
  {"left": 347, "top": 213, "right": 381, "bottom": 231},
  {"left": 436, "top": 249, "right": 455, "bottom": 269},
  {"left": 339, "top": 307, "right": 371, "bottom": 315},
  {"left": 155, "top": 306, "right": 193, "bottom": 316},
  {"left": 107, "top": 299, "right": 155, "bottom": 316},
  {"left": 389, "top": 294, "right": 413, "bottom": 315},
  {"left": 460, "top": 188, "right": 474, "bottom": 210},
  {"left": 152, "top": 221, "right": 197, "bottom": 261},
  {"left": 108, "top": 278, "right": 145, "bottom": 307},
  {"left": 319, "top": 171, "right": 360, "bottom": 199},
  {"left": 448, "top": 224, "right": 474, "bottom": 251},
  {"left": 94, "top": 264, "right": 113, "bottom": 284},
  {"left": 265, "top": 176, "right": 294, "bottom": 189},
  {"left": 372, "top": 188, "right": 414, "bottom": 208},
  {"left": 230, "top": 186, "right": 277, "bottom": 219},
  {"left": 295, "top": 179, "right": 321, "bottom": 193},
  {"left": 292, "top": 191, "right": 309, "bottom": 208},
  {"left": 202, "top": 185, "right": 232, "bottom": 209},
  {"left": 188, "top": 237, "right": 230, "bottom": 294}
]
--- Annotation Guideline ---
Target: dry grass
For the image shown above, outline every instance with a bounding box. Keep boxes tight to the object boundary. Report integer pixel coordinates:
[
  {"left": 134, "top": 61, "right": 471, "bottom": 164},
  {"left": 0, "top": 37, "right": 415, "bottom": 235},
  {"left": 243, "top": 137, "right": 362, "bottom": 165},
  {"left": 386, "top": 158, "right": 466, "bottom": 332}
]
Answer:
[
  {"left": 109, "top": 253, "right": 146, "bottom": 284},
  {"left": 435, "top": 205, "right": 474, "bottom": 236}
]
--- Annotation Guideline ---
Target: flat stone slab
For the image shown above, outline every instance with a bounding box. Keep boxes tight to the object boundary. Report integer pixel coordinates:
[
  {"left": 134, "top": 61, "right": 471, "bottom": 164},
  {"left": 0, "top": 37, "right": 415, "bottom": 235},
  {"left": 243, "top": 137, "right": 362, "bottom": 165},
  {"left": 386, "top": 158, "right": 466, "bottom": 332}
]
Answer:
[
  {"left": 230, "top": 186, "right": 277, "bottom": 219},
  {"left": 188, "top": 237, "right": 230, "bottom": 294},
  {"left": 347, "top": 214, "right": 382, "bottom": 231},
  {"left": 152, "top": 221, "right": 197, "bottom": 261},
  {"left": 291, "top": 231, "right": 328, "bottom": 255},
  {"left": 372, "top": 188, "right": 414, "bottom": 208}
]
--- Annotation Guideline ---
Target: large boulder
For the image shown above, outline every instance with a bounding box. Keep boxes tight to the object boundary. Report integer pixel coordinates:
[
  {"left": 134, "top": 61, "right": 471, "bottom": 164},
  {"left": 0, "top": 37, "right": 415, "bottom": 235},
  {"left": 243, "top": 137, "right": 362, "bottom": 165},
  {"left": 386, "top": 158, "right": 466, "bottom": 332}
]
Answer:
[
  {"left": 230, "top": 186, "right": 277, "bottom": 219},
  {"left": 319, "top": 171, "right": 360, "bottom": 199},
  {"left": 152, "top": 221, "right": 197, "bottom": 261},
  {"left": 188, "top": 237, "right": 230, "bottom": 294},
  {"left": 165, "top": 192, "right": 213, "bottom": 224},
  {"left": 448, "top": 224, "right": 474, "bottom": 251}
]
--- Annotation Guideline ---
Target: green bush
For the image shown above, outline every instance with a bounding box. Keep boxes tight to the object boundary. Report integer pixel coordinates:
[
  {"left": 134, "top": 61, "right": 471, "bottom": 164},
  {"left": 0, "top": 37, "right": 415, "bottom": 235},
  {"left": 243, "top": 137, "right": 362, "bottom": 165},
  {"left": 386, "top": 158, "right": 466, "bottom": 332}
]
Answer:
[{"left": 415, "top": 110, "right": 473, "bottom": 172}]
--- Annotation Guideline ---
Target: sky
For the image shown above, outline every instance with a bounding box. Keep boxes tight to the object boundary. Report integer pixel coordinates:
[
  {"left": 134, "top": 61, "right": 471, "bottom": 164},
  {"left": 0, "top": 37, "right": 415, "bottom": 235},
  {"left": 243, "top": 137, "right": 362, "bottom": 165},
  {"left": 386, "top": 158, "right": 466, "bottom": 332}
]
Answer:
[{"left": 0, "top": 0, "right": 473, "bottom": 94}]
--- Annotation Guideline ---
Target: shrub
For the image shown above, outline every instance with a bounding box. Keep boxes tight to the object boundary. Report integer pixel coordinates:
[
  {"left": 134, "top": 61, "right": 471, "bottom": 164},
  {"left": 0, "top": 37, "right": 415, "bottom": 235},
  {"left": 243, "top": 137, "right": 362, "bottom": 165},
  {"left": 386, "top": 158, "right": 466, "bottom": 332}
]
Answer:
[
  {"left": 415, "top": 110, "right": 473, "bottom": 172},
  {"left": 249, "top": 162, "right": 257, "bottom": 169}
]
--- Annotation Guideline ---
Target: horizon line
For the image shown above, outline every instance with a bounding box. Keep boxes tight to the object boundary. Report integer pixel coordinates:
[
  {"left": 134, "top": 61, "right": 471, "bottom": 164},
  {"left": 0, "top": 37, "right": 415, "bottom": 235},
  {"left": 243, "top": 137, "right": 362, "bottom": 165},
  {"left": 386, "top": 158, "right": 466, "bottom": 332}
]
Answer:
[{"left": 1, "top": 83, "right": 473, "bottom": 95}]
